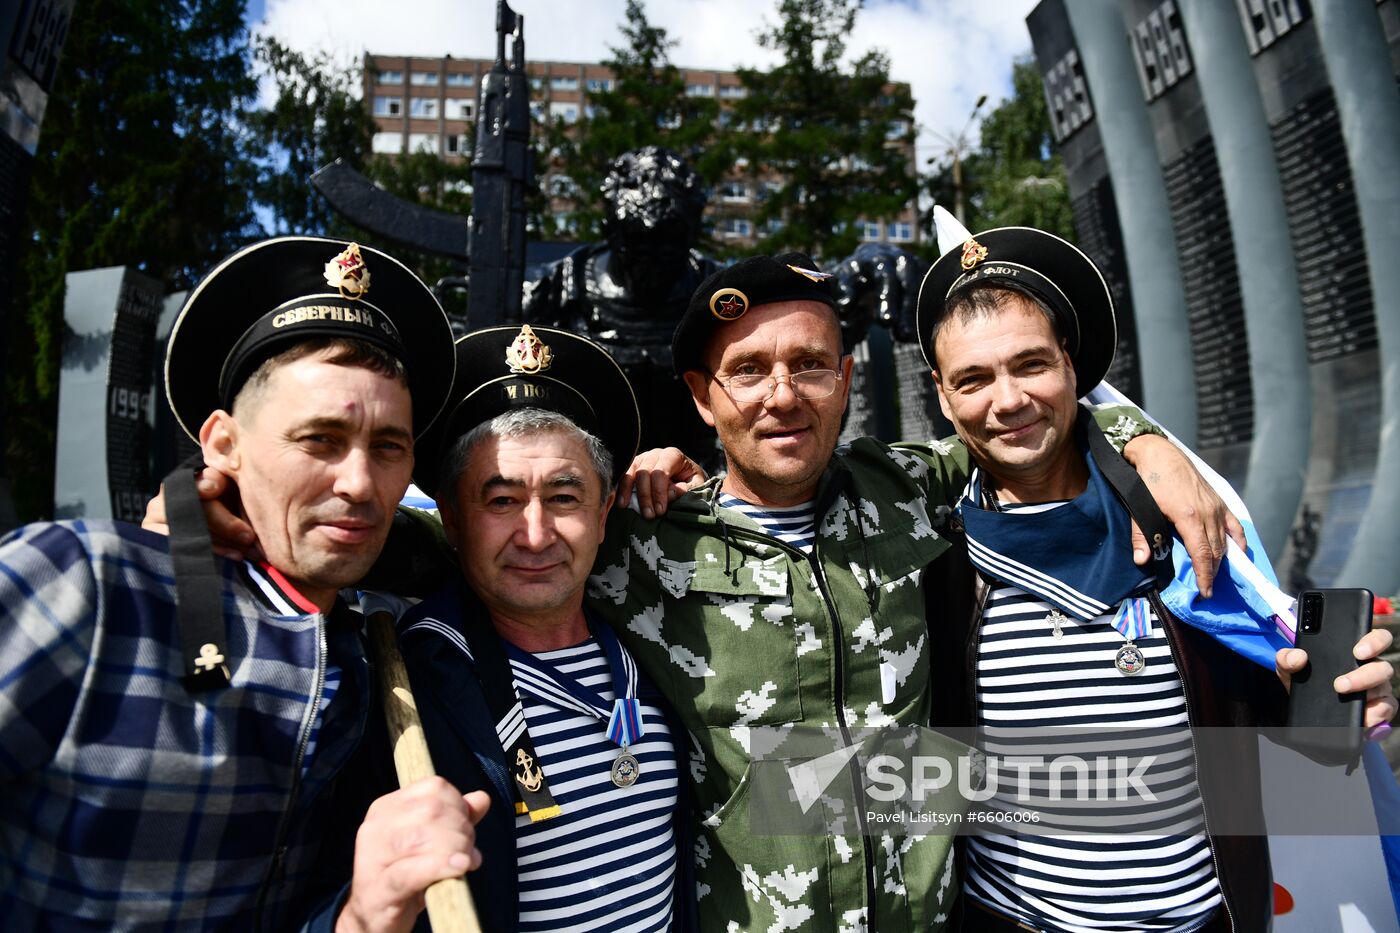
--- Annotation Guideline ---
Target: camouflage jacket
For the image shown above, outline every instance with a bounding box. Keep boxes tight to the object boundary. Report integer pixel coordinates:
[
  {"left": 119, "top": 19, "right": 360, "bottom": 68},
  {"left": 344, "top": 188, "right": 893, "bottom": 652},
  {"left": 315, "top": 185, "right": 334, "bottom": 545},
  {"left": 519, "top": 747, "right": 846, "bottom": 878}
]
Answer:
[
  {"left": 588, "top": 436, "right": 969, "bottom": 933},
  {"left": 585, "top": 409, "right": 1158, "bottom": 933}
]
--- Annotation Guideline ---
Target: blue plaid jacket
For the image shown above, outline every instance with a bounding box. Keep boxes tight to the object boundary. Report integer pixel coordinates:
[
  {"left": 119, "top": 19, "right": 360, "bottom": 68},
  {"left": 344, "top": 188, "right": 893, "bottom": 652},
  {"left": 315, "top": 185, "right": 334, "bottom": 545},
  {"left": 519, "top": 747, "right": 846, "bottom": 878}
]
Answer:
[{"left": 0, "top": 520, "right": 370, "bottom": 931}]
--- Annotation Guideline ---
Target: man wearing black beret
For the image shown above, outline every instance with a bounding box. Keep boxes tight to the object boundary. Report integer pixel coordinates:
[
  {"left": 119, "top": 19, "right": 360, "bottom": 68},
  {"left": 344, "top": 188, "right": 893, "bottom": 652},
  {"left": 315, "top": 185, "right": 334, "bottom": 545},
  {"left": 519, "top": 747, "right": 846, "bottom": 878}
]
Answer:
[
  {"left": 0, "top": 237, "right": 483, "bottom": 930},
  {"left": 595, "top": 251, "right": 1242, "bottom": 930},
  {"left": 915, "top": 226, "right": 1397, "bottom": 932}
]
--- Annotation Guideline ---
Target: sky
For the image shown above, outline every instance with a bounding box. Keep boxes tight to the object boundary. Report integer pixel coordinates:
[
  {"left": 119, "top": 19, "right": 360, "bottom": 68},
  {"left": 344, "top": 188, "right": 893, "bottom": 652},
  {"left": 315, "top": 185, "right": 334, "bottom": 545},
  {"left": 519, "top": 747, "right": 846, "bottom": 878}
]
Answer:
[{"left": 248, "top": 0, "right": 1043, "bottom": 168}]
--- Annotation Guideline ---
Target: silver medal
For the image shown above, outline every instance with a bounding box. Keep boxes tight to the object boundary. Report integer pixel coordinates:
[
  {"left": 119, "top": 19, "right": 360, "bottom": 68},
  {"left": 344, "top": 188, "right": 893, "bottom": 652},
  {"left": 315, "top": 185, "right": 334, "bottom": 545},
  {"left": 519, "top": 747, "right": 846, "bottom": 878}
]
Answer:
[
  {"left": 1115, "top": 640, "right": 1145, "bottom": 675},
  {"left": 611, "top": 750, "right": 641, "bottom": 787}
]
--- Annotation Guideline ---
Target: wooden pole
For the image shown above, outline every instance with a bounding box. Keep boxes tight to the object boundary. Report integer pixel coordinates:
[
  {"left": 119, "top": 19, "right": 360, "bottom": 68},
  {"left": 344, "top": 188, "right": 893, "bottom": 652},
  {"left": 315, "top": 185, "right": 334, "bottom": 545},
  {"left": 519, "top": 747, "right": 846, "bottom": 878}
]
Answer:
[{"left": 365, "top": 610, "right": 484, "bottom": 933}]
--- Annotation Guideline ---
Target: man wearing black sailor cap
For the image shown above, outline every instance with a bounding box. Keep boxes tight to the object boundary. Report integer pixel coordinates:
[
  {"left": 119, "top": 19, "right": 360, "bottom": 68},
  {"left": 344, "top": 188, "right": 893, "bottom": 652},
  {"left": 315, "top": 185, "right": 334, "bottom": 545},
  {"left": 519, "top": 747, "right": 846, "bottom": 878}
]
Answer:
[
  {"left": 0, "top": 237, "right": 483, "bottom": 931},
  {"left": 915, "top": 225, "right": 1397, "bottom": 932},
  {"left": 329, "top": 324, "right": 696, "bottom": 932}
]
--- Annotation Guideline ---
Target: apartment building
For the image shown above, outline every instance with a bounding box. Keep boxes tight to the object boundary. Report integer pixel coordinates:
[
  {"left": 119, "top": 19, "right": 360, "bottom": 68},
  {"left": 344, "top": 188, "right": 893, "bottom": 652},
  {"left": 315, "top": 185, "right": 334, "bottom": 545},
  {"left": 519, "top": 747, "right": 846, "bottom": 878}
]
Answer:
[{"left": 363, "top": 52, "right": 921, "bottom": 249}]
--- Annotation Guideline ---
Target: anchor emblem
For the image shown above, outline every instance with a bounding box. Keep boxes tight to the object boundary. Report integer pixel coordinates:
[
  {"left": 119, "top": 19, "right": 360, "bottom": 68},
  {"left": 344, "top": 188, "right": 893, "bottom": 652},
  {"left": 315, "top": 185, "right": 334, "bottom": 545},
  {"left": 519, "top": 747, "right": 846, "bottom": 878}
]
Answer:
[{"left": 514, "top": 747, "right": 544, "bottom": 792}]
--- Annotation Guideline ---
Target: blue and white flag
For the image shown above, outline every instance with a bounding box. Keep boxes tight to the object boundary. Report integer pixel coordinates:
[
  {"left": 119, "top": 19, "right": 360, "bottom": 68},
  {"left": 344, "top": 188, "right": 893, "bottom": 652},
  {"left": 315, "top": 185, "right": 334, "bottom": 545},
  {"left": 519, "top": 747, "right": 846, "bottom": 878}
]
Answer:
[{"left": 1085, "top": 381, "right": 1297, "bottom": 669}]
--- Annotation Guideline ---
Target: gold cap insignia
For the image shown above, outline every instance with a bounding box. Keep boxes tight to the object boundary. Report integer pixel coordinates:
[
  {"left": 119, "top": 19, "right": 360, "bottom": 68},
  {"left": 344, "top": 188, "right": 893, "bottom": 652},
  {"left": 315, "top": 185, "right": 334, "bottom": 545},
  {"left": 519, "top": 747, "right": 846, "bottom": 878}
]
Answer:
[
  {"left": 324, "top": 242, "right": 371, "bottom": 299},
  {"left": 960, "top": 238, "right": 988, "bottom": 271},
  {"left": 709, "top": 287, "right": 749, "bottom": 321},
  {"left": 505, "top": 324, "right": 553, "bottom": 374},
  {"left": 786, "top": 263, "right": 834, "bottom": 283}
]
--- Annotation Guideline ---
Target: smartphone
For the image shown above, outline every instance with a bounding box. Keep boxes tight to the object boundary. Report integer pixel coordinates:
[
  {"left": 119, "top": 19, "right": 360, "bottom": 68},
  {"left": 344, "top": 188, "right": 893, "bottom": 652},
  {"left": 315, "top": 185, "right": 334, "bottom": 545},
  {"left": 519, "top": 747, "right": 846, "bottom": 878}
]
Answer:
[{"left": 1285, "top": 588, "right": 1373, "bottom": 765}]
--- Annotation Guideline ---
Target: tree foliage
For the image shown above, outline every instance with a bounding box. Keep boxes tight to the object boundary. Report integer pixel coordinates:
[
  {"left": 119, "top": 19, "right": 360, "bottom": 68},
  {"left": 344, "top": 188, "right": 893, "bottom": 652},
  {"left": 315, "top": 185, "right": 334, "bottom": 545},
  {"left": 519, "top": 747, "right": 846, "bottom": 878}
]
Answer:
[
  {"left": 6, "top": 0, "right": 256, "bottom": 521},
  {"left": 247, "top": 37, "right": 377, "bottom": 237},
  {"left": 924, "top": 58, "right": 1073, "bottom": 247},
  {"left": 542, "top": 0, "right": 726, "bottom": 241},
  {"left": 730, "top": 0, "right": 916, "bottom": 260}
]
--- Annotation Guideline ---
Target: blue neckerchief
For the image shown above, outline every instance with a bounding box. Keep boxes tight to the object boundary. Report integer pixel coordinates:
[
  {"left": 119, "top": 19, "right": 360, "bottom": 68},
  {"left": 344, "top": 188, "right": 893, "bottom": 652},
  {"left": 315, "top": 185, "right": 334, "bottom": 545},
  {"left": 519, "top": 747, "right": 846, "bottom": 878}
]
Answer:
[{"left": 958, "top": 431, "right": 1154, "bottom": 623}]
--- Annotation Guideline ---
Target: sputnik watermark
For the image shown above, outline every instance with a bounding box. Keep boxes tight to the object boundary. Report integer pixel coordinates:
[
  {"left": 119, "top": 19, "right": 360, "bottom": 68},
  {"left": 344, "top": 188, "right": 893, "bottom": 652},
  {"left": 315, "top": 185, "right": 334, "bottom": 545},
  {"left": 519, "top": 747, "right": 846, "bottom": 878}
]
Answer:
[{"left": 862, "top": 753, "right": 1159, "bottom": 804}]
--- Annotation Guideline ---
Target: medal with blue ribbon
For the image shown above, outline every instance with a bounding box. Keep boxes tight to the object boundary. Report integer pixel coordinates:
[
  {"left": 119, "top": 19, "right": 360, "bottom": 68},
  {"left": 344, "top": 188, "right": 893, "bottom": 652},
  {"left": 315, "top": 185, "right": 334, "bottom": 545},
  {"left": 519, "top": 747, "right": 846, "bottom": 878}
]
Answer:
[
  {"left": 606, "top": 697, "right": 644, "bottom": 787},
  {"left": 1112, "top": 596, "right": 1151, "bottom": 675}
]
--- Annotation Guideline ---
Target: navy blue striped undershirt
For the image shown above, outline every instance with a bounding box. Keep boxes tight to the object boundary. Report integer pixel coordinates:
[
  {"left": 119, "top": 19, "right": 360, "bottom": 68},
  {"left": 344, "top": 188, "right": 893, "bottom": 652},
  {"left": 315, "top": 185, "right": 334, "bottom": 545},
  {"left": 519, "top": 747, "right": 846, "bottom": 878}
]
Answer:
[
  {"left": 717, "top": 493, "right": 817, "bottom": 553},
  {"left": 511, "top": 638, "right": 678, "bottom": 932},
  {"left": 965, "top": 500, "right": 1221, "bottom": 933}
]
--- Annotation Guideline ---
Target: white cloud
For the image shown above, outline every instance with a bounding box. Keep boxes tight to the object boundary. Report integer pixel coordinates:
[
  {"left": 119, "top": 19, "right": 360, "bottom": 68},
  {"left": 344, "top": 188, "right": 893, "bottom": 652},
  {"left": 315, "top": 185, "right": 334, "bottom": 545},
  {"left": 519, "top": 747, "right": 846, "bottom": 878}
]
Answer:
[{"left": 254, "top": 0, "right": 1040, "bottom": 169}]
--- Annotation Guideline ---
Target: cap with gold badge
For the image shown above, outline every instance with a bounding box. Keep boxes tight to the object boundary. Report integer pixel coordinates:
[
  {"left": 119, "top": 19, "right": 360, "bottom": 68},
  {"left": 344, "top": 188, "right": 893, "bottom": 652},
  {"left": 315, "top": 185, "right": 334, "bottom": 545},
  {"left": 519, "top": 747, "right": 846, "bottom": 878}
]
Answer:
[
  {"left": 412, "top": 324, "right": 642, "bottom": 498},
  {"left": 914, "top": 226, "right": 1117, "bottom": 394},
  {"left": 670, "top": 252, "right": 839, "bottom": 376},
  {"left": 164, "top": 236, "right": 456, "bottom": 442}
]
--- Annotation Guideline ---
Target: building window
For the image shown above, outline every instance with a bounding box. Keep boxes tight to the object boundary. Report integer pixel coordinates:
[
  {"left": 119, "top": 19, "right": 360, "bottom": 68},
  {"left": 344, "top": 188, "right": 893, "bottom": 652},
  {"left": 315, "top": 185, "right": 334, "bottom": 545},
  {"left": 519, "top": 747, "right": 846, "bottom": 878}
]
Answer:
[
  {"left": 885, "top": 121, "right": 908, "bottom": 140},
  {"left": 686, "top": 83, "right": 715, "bottom": 97},
  {"left": 377, "top": 70, "right": 403, "bottom": 84},
  {"left": 529, "top": 101, "right": 545, "bottom": 122},
  {"left": 718, "top": 84, "right": 747, "bottom": 99},
  {"left": 373, "top": 96, "right": 402, "bottom": 117},
  {"left": 718, "top": 182, "right": 750, "bottom": 203},
  {"left": 409, "top": 98, "right": 438, "bottom": 119},
  {"left": 547, "top": 174, "right": 577, "bottom": 198},
  {"left": 586, "top": 78, "right": 613, "bottom": 92},
  {"left": 550, "top": 76, "right": 579, "bottom": 91},
  {"left": 445, "top": 99, "right": 473, "bottom": 121},
  {"left": 718, "top": 218, "right": 752, "bottom": 238},
  {"left": 858, "top": 221, "right": 882, "bottom": 241},
  {"left": 410, "top": 71, "right": 438, "bottom": 86},
  {"left": 445, "top": 134, "right": 472, "bottom": 155},
  {"left": 766, "top": 217, "right": 785, "bottom": 234},
  {"left": 888, "top": 222, "right": 913, "bottom": 242},
  {"left": 445, "top": 73, "right": 475, "bottom": 87},
  {"left": 371, "top": 132, "right": 402, "bottom": 154},
  {"left": 549, "top": 101, "right": 579, "bottom": 124},
  {"left": 529, "top": 76, "right": 543, "bottom": 91},
  {"left": 407, "top": 133, "right": 438, "bottom": 153}
]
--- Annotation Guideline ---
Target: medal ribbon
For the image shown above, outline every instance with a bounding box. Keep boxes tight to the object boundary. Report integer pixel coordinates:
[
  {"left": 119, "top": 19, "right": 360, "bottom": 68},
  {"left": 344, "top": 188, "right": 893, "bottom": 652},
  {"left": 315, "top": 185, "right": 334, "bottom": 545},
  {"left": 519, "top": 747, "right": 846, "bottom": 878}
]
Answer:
[{"left": 1112, "top": 596, "right": 1152, "bottom": 642}]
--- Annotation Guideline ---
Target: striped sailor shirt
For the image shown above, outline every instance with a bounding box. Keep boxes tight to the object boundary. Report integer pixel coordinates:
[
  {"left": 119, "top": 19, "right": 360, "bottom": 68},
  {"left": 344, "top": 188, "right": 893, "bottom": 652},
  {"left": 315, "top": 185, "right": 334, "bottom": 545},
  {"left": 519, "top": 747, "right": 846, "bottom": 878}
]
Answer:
[{"left": 964, "top": 503, "right": 1222, "bottom": 933}]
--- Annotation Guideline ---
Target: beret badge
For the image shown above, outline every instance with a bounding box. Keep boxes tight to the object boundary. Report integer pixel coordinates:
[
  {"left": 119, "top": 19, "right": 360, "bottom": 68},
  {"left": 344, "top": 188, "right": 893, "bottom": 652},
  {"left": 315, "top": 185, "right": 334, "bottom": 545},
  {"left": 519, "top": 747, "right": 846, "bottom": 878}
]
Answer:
[
  {"left": 505, "top": 323, "right": 554, "bottom": 374},
  {"left": 709, "top": 287, "right": 749, "bottom": 321},
  {"left": 324, "top": 242, "right": 372, "bottom": 299},
  {"left": 960, "top": 238, "right": 988, "bottom": 271}
]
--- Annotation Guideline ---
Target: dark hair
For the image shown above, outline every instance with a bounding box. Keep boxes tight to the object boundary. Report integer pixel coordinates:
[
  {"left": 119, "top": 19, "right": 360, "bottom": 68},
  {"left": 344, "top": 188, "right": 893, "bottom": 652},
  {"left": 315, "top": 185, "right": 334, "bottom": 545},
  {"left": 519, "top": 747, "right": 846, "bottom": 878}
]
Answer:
[
  {"left": 928, "top": 280, "right": 1066, "bottom": 372},
  {"left": 232, "top": 337, "right": 406, "bottom": 414}
]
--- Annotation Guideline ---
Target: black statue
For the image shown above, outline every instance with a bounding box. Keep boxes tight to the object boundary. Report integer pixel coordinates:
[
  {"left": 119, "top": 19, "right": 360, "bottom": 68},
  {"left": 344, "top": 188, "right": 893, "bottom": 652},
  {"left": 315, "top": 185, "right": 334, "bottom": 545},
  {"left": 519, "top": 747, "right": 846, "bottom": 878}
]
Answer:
[{"left": 523, "top": 148, "right": 722, "bottom": 458}]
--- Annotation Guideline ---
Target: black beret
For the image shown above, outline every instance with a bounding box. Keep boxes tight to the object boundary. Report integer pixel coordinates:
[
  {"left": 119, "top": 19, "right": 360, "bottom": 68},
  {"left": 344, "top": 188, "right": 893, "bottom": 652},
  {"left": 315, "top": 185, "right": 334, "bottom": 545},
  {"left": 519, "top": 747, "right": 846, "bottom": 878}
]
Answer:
[
  {"left": 671, "top": 252, "right": 839, "bottom": 375},
  {"left": 412, "top": 324, "right": 641, "bottom": 498},
  {"left": 914, "top": 227, "right": 1116, "bottom": 394},
  {"left": 165, "top": 237, "right": 455, "bottom": 441}
]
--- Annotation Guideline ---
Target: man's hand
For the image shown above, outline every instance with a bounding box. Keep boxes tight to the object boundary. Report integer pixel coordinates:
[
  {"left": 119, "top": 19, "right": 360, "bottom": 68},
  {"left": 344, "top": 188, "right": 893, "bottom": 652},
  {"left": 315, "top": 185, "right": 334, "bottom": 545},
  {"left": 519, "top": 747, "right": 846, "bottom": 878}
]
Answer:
[
  {"left": 336, "top": 778, "right": 490, "bottom": 933},
  {"left": 1276, "top": 627, "right": 1399, "bottom": 730},
  {"left": 1121, "top": 434, "right": 1245, "bottom": 598},
  {"left": 142, "top": 467, "right": 260, "bottom": 560},
  {"left": 617, "top": 447, "right": 708, "bottom": 519}
]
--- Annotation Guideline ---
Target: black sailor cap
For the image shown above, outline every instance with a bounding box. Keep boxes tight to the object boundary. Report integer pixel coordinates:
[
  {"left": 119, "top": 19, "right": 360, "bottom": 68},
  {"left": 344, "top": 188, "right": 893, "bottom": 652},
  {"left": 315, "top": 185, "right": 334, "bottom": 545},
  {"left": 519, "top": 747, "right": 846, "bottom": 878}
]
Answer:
[
  {"left": 164, "top": 237, "right": 456, "bottom": 442},
  {"left": 412, "top": 324, "right": 641, "bottom": 498},
  {"left": 915, "top": 227, "right": 1117, "bottom": 394}
]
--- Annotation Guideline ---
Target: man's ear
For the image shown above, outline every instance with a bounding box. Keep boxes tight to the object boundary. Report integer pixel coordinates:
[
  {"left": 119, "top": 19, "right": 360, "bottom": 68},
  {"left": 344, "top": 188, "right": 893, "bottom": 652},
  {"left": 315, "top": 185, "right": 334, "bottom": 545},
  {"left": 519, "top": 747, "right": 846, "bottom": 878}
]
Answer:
[
  {"left": 598, "top": 488, "right": 616, "bottom": 535},
  {"left": 681, "top": 369, "right": 716, "bottom": 428},
  {"left": 199, "top": 411, "right": 241, "bottom": 475},
  {"left": 931, "top": 369, "right": 955, "bottom": 422},
  {"left": 837, "top": 353, "right": 856, "bottom": 410}
]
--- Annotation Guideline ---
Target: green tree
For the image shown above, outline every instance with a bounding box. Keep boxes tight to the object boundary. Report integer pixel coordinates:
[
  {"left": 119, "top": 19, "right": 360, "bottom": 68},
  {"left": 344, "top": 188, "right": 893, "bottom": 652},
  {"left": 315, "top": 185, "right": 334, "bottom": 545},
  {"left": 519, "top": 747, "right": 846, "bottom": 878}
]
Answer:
[
  {"left": 7, "top": 0, "right": 256, "bottom": 521},
  {"left": 247, "top": 37, "right": 377, "bottom": 237},
  {"left": 731, "top": 0, "right": 917, "bottom": 260},
  {"left": 924, "top": 58, "right": 1073, "bottom": 246},
  {"left": 543, "top": 0, "right": 726, "bottom": 240}
]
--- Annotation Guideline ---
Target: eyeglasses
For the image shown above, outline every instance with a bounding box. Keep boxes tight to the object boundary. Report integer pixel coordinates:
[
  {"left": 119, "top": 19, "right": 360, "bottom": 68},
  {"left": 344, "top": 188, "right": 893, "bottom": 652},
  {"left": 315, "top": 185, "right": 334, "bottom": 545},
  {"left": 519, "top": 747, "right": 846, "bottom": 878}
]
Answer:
[{"left": 718, "top": 369, "right": 843, "bottom": 403}]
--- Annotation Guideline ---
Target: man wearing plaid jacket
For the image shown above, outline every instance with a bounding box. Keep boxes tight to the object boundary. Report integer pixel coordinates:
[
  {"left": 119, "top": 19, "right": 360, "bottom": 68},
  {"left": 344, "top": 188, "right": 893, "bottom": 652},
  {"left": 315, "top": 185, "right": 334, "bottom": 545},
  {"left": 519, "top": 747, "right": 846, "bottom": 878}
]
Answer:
[{"left": 0, "top": 238, "right": 479, "bottom": 931}]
